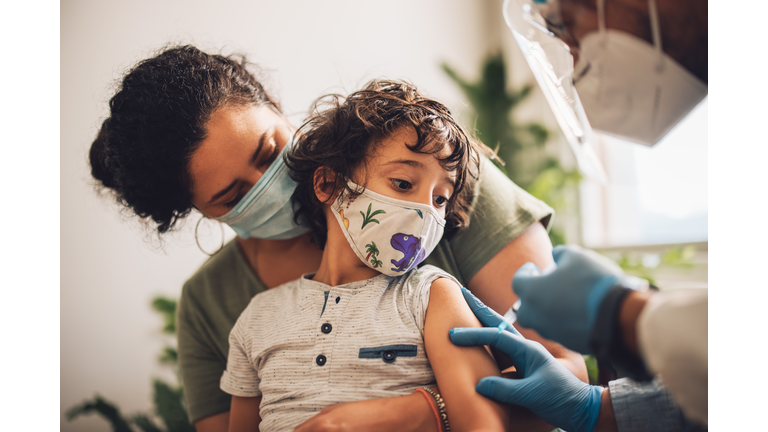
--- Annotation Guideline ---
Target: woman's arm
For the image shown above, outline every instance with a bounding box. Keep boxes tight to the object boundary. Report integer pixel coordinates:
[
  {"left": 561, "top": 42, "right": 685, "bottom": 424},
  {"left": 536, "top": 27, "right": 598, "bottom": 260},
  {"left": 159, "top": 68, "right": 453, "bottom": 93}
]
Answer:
[
  {"left": 467, "top": 222, "right": 588, "bottom": 382},
  {"left": 228, "top": 396, "right": 261, "bottom": 432}
]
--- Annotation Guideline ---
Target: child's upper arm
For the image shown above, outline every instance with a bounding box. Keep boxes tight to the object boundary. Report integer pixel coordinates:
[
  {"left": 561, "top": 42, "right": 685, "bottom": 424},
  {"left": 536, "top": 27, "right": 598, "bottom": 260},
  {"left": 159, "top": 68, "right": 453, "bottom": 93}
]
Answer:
[
  {"left": 424, "top": 277, "right": 509, "bottom": 432},
  {"left": 229, "top": 395, "right": 262, "bottom": 432}
]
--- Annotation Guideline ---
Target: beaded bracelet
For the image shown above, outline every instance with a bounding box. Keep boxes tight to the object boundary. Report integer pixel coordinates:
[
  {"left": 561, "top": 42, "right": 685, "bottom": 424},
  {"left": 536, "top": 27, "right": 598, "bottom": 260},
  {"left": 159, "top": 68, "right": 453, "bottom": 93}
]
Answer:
[
  {"left": 415, "top": 388, "right": 443, "bottom": 432},
  {"left": 420, "top": 387, "right": 451, "bottom": 432}
]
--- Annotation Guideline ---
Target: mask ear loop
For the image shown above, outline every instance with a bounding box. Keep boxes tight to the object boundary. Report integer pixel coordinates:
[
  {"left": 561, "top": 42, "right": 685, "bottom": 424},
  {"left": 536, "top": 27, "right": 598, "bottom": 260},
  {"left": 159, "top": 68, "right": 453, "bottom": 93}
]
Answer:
[
  {"left": 597, "top": 0, "right": 607, "bottom": 46},
  {"left": 647, "top": 0, "right": 665, "bottom": 72},
  {"left": 195, "top": 216, "right": 225, "bottom": 256}
]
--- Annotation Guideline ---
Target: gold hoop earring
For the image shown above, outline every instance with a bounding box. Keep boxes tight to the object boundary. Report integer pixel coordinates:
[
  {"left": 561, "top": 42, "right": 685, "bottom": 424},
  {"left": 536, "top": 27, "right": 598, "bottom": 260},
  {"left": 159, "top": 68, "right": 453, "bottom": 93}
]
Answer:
[{"left": 195, "top": 216, "right": 225, "bottom": 257}]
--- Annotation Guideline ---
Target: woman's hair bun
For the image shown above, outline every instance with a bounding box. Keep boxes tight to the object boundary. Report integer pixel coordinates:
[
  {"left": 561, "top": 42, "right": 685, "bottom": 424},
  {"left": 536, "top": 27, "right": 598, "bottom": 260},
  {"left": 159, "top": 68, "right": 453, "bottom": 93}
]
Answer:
[{"left": 89, "top": 120, "right": 118, "bottom": 190}]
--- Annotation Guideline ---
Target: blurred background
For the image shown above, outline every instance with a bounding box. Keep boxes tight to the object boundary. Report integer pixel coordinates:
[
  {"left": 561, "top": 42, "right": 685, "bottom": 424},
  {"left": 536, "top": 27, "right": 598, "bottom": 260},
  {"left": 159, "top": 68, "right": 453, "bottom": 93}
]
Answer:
[{"left": 61, "top": 0, "right": 707, "bottom": 430}]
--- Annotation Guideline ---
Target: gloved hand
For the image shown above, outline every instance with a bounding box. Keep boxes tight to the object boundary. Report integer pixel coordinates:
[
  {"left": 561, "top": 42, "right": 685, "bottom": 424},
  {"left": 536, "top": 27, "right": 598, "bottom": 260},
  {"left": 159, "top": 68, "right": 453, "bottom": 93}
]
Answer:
[
  {"left": 450, "top": 289, "right": 602, "bottom": 432},
  {"left": 513, "top": 244, "right": 625, "bottom": 354}
]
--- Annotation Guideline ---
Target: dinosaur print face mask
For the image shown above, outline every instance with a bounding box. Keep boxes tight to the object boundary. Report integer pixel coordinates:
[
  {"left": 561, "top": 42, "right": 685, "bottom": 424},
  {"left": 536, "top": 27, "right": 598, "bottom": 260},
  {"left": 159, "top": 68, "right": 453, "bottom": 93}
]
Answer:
[{"left": 330, "top": 181, "right": 446, "bottom": 277}]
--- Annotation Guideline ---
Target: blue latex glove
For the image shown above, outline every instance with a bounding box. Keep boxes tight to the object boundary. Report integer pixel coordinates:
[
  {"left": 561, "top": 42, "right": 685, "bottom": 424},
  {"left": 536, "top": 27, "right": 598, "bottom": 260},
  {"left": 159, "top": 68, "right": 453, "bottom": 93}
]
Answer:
[
  {"left": 450, "top": 289, "right": 602, "bottom": 432},
  {"left": 513, "top": 244, "right": 625, "bottom": 354}
]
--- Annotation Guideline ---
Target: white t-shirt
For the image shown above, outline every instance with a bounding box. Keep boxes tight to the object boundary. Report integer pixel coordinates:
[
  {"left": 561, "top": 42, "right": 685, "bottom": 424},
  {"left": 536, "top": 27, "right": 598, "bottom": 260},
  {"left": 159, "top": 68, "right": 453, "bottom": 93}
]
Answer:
[{"left": 220, "top": 265, "right": 458, "bottom": 431}]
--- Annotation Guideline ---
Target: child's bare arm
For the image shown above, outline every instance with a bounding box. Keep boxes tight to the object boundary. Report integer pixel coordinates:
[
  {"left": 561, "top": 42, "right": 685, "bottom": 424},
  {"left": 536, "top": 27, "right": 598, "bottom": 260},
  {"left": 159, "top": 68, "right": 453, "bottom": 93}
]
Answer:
[
  {"left": 424, "top": 277, "right": 510, "bottom": 432},
  {"left": 228, "top": 395, "right": 261, "bottom": 432}
]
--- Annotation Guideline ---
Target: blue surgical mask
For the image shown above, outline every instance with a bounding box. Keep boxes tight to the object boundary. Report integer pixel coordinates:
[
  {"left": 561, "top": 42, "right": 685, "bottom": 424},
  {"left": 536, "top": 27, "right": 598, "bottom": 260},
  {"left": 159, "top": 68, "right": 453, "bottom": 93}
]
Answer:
[{"left": 215, "top": 137, "right": 311, "bottom": 240}]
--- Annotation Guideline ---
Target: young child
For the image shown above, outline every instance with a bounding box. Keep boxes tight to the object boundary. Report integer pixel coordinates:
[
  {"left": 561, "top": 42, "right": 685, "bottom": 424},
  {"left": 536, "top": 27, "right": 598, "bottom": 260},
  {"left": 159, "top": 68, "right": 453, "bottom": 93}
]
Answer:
[{"left": 220, "top": 80, "right": 509, "bottom": 432}]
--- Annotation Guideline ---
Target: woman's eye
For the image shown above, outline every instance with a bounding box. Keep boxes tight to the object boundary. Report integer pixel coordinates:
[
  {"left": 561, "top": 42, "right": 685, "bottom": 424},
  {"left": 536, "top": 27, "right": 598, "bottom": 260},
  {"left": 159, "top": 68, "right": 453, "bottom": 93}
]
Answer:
[
  {"left": 391, "top": 179, "right": 412, "bottom": 191},
  {"left": 433, "top": 195, "right": 448, "bottom": 208},
  {"left": 224, "top": 194, "right": 244, "bottom": 209},
  {"left": 259, "top": 141, "right": 279, "bottom": 168}
]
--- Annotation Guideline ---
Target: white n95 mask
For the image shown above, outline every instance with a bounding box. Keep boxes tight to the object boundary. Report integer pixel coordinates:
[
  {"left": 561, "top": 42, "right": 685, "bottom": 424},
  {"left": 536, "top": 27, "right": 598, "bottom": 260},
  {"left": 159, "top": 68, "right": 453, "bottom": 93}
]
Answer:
[
  {"left": 573, "top": 0, "right": 707, "bottom": 146},
  {"left": 331, "top": 182, "right": 446, "bottom": 277},
  {"left": 215, "top": 137, "right": 311, "bottom": 240}
]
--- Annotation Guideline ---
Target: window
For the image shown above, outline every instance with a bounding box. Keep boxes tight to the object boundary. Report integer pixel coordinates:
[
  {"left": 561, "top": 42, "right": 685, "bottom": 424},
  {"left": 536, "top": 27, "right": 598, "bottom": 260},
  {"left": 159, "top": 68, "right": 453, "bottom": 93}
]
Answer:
[{"left": 580, "top": 98, "right": 708, "bottom": 248}]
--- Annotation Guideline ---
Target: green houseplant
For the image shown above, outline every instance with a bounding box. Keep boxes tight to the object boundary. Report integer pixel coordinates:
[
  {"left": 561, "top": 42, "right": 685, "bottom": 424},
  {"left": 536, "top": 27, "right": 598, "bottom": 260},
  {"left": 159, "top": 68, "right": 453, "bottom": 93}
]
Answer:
[
  {"left": 66, "top": 297, "right": 195, "bottom": 432},
  {"left": 442, "top": 53, "right": 581, "bottom": 247}
]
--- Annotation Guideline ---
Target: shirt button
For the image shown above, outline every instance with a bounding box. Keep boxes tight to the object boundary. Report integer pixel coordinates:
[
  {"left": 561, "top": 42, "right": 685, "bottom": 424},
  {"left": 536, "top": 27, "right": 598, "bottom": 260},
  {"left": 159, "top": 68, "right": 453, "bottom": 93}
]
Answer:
[
  {"left": 335, "top": 296, "right": 341, "bottom": 304},
  {"left": 321, "top": 323, "right": 332, "bottom": 334},
  {"left": 382, "top": 350, "right": 396, "bottom": 363},
  {"left": 316, "top": 354, "right": 327, "bottom": 366}
]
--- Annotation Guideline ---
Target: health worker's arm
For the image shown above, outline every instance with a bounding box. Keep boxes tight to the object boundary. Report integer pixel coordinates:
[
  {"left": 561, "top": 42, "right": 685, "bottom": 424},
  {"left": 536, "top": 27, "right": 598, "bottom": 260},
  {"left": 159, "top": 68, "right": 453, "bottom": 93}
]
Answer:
[
  {"left": 467, "top": 223, "right": 588, "bottom": 383},
  {"left": 228, "top": 396, "right": 261, "bottom": 432},
  {"left": 424, "top": 277, "right": 510, "bottom": 432}
]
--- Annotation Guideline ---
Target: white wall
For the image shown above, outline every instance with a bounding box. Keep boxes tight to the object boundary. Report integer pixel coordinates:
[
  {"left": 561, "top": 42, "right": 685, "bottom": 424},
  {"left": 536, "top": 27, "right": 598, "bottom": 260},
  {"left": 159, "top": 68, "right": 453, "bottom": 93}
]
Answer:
[{"left": 61, "top": 1, "right": 543, "bottom": 430}]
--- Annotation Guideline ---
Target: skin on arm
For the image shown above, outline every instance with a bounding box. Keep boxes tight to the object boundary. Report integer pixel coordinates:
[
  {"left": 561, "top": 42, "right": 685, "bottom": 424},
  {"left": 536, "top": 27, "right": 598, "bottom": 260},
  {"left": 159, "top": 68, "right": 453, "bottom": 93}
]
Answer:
[
  {"left": 595, "top": 388, "right": 619, "bottom": 432},
  {"left": 425, "top": 277, "right": 510, "bottom": 432},
  {"left": 195, "top": 412, "right": 230, "bottom": 432},
  {"left": 292, "top": 392, "right": 438, "bottom": 432},
  {"left": 618, "top": 290, "right": 654, "bottom": 355},
  {"left": 228, "top": 396, "right": 262, "bottom": 432},
  {"left": 467, "top": 222, "right": 588, "bottom": 381}
]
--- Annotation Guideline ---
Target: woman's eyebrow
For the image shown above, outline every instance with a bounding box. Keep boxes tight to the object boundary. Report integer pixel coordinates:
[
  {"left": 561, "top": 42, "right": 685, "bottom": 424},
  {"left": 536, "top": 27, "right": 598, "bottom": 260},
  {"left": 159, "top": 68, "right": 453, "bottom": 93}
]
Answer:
[{"left": 249, "top": 132, "right": 268, "bottom": 165}]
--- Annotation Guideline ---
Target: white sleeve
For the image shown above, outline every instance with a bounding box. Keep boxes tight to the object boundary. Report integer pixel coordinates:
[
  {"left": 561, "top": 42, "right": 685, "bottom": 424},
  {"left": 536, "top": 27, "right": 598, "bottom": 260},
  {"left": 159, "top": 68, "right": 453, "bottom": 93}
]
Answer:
[
  {"left": 220, "top": 306, "right": 262, "bottom": 397},
  {"left": 637, "top": 288, "right": 707, "bottom": 425}
]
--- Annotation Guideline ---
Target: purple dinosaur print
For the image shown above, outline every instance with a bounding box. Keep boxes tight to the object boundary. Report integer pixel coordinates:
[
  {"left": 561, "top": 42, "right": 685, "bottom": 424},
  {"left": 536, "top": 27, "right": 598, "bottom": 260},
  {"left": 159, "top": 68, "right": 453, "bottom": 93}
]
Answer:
[{"left": 390, "top": 233, "right": 425, "bottom": 273}]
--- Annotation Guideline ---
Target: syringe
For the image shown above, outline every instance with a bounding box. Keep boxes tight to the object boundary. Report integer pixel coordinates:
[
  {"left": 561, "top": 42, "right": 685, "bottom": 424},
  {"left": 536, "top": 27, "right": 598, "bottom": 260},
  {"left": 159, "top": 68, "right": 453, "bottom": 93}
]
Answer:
[{"left": 496, "top": 299, "right": 522, "bottom": 332}]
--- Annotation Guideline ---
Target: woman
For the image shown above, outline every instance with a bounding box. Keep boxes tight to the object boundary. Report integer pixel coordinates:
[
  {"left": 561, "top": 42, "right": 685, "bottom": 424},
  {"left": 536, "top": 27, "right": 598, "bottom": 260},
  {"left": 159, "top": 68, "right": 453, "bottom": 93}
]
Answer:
[{"left": 90, "top": 45, "right": 587, "bottom": 432}]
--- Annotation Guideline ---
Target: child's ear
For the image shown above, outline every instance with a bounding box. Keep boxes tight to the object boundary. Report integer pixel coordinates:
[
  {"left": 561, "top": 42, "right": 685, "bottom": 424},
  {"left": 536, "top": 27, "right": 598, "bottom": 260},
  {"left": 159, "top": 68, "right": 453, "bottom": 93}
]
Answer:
[{"left": 313, "top": 166, "right": 338, "bottom": 204}]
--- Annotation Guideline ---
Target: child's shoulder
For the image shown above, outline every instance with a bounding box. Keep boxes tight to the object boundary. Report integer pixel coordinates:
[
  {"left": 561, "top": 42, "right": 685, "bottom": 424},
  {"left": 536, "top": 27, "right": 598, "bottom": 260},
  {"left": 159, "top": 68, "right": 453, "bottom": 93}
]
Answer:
[
  {"left": 234, "top": 276, "right": 308, "bottom": 331},
  {"left": 404, "top": 264, "right": 462, "bottom": 291}
]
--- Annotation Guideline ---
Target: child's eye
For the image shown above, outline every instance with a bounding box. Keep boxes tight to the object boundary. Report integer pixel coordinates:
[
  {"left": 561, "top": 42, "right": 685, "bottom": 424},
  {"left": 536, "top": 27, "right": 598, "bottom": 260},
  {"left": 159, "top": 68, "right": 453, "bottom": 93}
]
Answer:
[
  {"left": 391, "top": 179, "right": 412, "bottom": 191},
  {"left": 433, "top": 195, "right": 448, "bottom": 208}
]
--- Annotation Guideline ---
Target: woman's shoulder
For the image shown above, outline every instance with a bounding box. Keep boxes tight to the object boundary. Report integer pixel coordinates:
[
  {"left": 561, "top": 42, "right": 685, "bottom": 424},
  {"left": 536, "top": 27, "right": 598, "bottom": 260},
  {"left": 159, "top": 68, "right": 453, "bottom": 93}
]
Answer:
[
  {"left": 430, "top": 158, "right": 554, "bottom": 283},
  {"left": 179, "top": 239, "right": 266, "bottom": 322},
  {"left": 470, "top": 157, "right": 553, "bottom": 231}
]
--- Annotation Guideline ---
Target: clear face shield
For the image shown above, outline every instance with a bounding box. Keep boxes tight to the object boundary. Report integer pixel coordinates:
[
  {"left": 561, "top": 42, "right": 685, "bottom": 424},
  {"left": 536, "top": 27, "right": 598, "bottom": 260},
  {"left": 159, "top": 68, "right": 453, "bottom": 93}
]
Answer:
[
  {"left": 504, "top": 0, "right": 708, "bottom": 153},
  {"left": 502, "top": 0, "right": 606, "bottom": 182}
]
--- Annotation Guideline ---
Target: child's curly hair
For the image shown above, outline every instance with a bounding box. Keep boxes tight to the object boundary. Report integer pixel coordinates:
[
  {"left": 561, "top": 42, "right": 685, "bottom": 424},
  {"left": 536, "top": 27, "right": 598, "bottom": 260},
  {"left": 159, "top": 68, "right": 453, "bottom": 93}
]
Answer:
[{"left": 286, "top": 79, "right": 490, "bottom": 248}]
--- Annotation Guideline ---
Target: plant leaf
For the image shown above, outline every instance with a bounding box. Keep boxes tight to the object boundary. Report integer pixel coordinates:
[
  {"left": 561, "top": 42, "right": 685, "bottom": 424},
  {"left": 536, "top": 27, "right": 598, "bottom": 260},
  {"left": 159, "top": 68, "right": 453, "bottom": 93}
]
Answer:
[
  {"left": 131, "top": 414, "right": 163, "bottom": 432},
  {"left": 66, "top": 395, "right": 135, "bottom": 432},
  {"left": 153, "top": 380, "right": 196, "bottom": 432},
  {"left": 152, "top": 296, "right": 177, "bottom": 334}
]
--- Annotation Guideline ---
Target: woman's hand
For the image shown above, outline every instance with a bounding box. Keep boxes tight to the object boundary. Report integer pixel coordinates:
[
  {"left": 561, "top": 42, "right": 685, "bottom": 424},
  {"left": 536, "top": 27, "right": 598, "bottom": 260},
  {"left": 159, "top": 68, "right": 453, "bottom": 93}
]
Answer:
[{"left": 292, "top": 392, "right": 438, "bottom": 432}]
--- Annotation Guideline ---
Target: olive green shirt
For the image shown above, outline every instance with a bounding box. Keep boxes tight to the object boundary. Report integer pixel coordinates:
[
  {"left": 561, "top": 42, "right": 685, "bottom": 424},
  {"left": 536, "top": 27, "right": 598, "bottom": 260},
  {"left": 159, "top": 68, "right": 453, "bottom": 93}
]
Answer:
[{"left": 177, "top": 159, "right": 553, "bottom": 423}]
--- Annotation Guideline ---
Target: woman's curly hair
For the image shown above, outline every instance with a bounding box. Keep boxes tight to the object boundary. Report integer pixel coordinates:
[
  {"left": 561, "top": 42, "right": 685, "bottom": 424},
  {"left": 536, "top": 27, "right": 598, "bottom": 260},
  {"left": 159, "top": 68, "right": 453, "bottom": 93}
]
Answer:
[
  {"left": 286, "top": 79, "right": 490, "bottom": 248},
  {"left": 89, "top": 45, "right": 276, "bottom": 234}
]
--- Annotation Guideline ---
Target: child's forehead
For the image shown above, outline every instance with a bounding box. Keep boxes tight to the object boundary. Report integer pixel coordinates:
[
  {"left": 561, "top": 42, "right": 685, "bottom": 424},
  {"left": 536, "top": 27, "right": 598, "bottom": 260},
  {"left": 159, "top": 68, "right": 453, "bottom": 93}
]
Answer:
[{"left": 370, "top": 127, "right": 454, "bottom": 160}]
